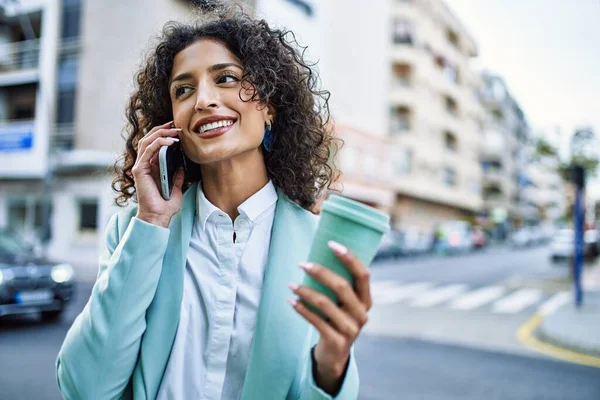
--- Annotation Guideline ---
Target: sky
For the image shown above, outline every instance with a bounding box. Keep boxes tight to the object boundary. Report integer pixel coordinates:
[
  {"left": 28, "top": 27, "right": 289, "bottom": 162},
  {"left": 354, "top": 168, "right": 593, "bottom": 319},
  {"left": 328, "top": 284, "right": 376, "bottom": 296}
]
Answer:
[{"left": 446, "top": 0, "right": 600, "bottom": 157}]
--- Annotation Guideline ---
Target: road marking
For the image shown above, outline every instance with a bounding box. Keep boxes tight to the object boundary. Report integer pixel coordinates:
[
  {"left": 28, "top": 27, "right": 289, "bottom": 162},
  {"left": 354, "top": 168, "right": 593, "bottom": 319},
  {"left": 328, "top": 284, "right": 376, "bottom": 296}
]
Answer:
[
  {"left": 518, "top": 313, "right": 600, "bottom": 368},
  {"left": 537, "top": 291, "right": 571, "bottom": 316},
  {"left": 410, "top": 284, "right": 469, "bottom": 307},
  {"left": 373, "top": 282, "right": 434, "bottom": 305},
  {"left": 449, "top": 285, "right": 506, "bottom": 310},
  {"left": 493, "top": 288, "right": 543, "bottom": 314}
]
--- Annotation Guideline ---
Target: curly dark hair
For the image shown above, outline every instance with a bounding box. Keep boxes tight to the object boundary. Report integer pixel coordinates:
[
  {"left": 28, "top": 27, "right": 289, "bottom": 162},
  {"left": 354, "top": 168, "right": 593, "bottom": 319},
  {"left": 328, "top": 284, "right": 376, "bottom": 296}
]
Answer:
[{"left": 111, "top": 5, "right": 341, "bottom": 210}]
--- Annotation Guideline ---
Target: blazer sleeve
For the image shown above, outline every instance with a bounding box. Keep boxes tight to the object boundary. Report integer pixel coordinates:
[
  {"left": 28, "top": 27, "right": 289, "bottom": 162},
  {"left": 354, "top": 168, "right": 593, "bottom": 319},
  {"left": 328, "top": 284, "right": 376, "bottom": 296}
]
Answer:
[
  {"left": 292, "top": 328, "right": 360, "bottom": 400},
  {"left": 55, "top": 212, "right": 170, "bottom": 400}
]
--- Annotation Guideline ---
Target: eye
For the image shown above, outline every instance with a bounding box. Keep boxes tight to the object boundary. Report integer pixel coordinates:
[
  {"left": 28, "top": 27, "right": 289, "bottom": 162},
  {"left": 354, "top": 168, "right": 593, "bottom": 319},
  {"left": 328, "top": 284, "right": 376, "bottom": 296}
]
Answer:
[
  {"left": 216, "top": 72, "right": 240, "bottom": 84},
  {"left": 173, "top": 86, "right": 193, "bottom": 99}
]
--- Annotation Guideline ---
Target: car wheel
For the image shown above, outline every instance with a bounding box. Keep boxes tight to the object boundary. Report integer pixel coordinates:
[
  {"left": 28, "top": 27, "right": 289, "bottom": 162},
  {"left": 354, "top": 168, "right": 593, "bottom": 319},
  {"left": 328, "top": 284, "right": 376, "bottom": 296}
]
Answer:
[{"left": 41, "top": 309, "right": 63, "bottom": 322}]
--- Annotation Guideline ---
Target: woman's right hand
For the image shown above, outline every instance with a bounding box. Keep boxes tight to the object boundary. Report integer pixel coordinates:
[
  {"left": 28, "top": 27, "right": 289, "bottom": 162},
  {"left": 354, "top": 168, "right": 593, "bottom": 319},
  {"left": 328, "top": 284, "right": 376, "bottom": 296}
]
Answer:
[{"left": 133, "top": 121, "right": 185, "bottom": 228}]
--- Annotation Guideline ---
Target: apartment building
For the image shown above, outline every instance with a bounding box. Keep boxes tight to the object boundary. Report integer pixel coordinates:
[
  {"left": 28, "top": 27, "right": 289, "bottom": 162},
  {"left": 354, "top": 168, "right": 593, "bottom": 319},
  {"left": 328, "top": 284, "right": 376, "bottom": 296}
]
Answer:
[
  {"left": 381, "top": 0, "right": 483, "bottom": 231},
  {"left": 0, "top": 0, "right": 201, "bottom": 275},
  {"left": 479, "top": 72, "right": 530, "bottom": 235},
  {"left": 0, "top": 0, "right": 387, "bottom": 275}
]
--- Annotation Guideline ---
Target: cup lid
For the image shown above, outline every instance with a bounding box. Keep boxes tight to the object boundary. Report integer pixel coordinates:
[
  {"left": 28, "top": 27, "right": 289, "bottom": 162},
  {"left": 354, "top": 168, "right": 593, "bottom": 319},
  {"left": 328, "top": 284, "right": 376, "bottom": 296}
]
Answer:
[{"left": 323, "top": 194, "right": 390, "bottom": 233}]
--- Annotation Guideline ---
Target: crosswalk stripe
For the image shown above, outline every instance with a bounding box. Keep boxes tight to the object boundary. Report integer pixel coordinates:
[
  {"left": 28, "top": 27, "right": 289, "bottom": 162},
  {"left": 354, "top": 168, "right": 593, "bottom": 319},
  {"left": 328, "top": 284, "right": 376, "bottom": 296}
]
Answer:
[
  {"left": 492, "top": 288, "right": 543, "bottom": 314},
  {"left": 449, "top": 285, "right": 506, "bottom": 310},
  {"left": 537, "top": 291, "right": 571, "bottom": 315},
  {"left": 373, "top": 282, "right": 434, "bottom": 305},
  {"left": 410, "top": 284, "right": 469, "bottom": 307}
]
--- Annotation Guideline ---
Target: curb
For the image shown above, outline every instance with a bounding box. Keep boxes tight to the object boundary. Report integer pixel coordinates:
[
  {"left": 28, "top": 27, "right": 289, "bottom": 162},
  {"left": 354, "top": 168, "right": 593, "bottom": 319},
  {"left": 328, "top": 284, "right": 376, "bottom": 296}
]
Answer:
[{"left": 517, "top": 313, "right": 600, "bottom": 368}]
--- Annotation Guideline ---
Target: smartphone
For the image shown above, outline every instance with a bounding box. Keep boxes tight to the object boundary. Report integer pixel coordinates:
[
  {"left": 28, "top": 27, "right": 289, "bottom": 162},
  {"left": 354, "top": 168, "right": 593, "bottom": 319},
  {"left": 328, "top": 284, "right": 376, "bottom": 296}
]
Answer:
[{"left": 158, "top": 139, "right": 185, "bottom": 200}]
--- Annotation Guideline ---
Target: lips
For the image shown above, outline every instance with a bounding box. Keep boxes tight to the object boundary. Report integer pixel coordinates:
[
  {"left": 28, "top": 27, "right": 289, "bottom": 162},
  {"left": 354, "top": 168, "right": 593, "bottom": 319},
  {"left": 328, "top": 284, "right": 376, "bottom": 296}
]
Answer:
[{"left": 192, "top": 116, "right": 237, "bottom": 134}]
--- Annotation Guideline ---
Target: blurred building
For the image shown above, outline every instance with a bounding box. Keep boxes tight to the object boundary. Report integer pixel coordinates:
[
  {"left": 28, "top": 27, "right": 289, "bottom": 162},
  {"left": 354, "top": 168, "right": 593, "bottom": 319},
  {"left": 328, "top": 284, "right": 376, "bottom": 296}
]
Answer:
[
  {"left": 376, "top": 0, "right": 484, "bottom": 232},
  {"left": 0, "top": 0, "right": 197, "bottom": 273},
  {"left": 479, "top": 72, "right": 530, "bottom": 236},
  {"left": 0, "top": 0, "right": 484, "bottom": 272}
]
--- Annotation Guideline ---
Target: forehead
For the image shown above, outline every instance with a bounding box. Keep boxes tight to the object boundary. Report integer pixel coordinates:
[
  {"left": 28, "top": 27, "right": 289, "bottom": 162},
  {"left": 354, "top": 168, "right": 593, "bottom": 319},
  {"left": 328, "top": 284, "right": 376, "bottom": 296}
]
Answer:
[{"left": 171, "top": 39, "right": 241, "bottom": 76}]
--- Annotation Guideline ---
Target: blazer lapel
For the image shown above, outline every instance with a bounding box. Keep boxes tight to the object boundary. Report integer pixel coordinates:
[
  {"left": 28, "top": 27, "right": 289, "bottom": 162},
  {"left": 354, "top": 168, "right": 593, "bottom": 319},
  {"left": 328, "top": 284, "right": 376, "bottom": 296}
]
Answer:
[
  {"left": 132, "top": 183, "right": 198, "bottom": 399},
  {"left": 241, "top": 190, "right": 318, "bottom": 399}
]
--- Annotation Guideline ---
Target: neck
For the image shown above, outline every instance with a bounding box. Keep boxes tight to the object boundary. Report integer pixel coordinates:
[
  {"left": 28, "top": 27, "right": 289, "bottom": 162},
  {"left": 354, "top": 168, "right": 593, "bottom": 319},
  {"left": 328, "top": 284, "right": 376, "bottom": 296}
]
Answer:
[{"left": 200, "top": 150, "right": 269, "bottom": 220}]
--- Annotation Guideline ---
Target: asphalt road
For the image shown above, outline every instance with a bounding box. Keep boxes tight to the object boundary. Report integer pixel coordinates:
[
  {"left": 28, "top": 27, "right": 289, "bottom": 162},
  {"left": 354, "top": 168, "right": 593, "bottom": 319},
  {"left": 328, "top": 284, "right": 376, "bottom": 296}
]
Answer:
[
  {"left": 371, "top": 243, "right": 570, "bottom": 286},
  {"left": 0, "top": 246, "right": 598, "bottom": 400}
]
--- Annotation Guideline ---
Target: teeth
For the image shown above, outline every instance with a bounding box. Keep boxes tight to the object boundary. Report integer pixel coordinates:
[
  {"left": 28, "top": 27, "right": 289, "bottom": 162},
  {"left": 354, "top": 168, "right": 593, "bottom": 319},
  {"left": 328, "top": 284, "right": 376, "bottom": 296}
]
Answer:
[{"left": 199, "top": 119, "right": 234, "bottom": 133}]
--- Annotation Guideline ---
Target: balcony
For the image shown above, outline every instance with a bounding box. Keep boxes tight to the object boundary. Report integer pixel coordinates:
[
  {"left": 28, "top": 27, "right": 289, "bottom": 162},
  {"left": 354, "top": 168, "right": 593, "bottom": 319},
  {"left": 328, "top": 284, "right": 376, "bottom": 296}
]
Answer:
[
  {"left": 0, "top": 119, "right": 34, "bottom": 152},
  {"left": 51, "top": 123, "right": 75, "bottom": 151},
  {"left": 0, "top": 39, "right": 41, "bottom": 85}
]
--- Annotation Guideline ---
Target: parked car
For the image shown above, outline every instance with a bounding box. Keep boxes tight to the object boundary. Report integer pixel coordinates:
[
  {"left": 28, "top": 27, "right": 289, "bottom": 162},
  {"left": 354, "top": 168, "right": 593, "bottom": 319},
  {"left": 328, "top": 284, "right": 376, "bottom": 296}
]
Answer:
[
  {"left": 0, "top": 229, "right": 75, "bottom": 321},
  {"left": 509, "top": 228, "right": 533, "bottom": 248},
  {"left": 549, "top": 229, "right": 573, "bottom": 262},
  {"left": 431, "top": 220, "right": 474, "bottom": 254},
  {"left": 400, "top": 228, "right": 432, "bottom": 256},
  {"left": 375, "top": 230, "right": 406, "bottom": 261},
  {"left": 549, "top": 229, "right": 599, "bottom": 262}
]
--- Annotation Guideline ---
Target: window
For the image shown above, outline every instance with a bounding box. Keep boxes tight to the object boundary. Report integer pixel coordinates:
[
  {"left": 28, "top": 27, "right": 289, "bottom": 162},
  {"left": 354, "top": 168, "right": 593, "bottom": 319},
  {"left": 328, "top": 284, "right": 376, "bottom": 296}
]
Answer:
[
  {"left": 434, "top": 55, "right": 459, "bottom": 84},
  {"left": 443, "top": 167, "right": 456, "bottom": 187},
  {"left": 392, "top": 63, "right": 412, "bottom": 87},
  {"left": 7, "top": 197, "right": 52, "bottom": 240},
  {"left": 444, "top": 131, "right": 457, "bottom": 152},
  {"left": 394, "top": 148, "right": 412, "bottom": 175},
  {"left": 392, "top": 19, "right": 413, "bottom": 44},
  {"left": 61, "top": 0, "right": 82, "bottom": 39},
  {"left": 444, "top": 95, "right": 458, "bottom": 116},
  {"left": 56, "top": 56, "right": 79, "bottom": 129},
  {"left": 446, "top": 28, "right": 460, "bottom": 50},
  {"left": 390, "top": 106, "right": 411, "bottom": 134},
  {"left": 78, "top": 199, "right": 98, "bottom": 233}
]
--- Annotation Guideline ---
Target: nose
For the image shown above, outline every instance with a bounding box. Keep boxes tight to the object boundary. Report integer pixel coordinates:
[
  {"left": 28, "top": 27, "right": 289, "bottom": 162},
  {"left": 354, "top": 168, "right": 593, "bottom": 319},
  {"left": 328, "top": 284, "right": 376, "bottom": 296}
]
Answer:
[{"left": 195, "top": 80, "right": 218, "bottom": 111}]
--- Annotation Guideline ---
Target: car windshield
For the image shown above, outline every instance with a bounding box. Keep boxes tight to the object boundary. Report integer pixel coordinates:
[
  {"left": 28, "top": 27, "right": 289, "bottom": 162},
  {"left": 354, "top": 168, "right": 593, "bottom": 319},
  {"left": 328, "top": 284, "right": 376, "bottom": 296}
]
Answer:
[{"left": 0, "top": 231, "right": 30, "bottom": 256}]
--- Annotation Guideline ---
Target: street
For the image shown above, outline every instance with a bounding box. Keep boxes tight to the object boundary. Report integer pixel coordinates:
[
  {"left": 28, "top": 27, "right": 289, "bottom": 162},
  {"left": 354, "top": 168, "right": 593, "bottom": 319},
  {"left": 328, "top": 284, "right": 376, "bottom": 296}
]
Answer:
[{"left": 1, "top": 245, "right": 599, "bottom": 399}]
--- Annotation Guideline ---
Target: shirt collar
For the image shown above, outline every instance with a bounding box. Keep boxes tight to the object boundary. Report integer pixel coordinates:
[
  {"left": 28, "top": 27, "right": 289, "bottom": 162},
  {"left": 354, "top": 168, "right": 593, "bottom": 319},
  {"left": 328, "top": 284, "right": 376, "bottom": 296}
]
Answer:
[{"left": 196, "top": 180, "right": 278, "bottom": 231}]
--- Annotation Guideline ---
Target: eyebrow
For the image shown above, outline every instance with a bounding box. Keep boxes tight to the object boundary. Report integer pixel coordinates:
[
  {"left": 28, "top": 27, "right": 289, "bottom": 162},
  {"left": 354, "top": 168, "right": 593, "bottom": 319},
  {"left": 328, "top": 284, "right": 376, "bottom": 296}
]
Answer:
[{"left": 169, "top": 63, "right": 243, "bottom": 86}]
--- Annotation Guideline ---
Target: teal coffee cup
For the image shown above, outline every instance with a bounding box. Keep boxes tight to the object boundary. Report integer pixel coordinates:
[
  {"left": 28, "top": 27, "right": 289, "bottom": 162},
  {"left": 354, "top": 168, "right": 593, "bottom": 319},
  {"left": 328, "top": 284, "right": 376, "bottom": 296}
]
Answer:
[{"left": 302, "top": 195, "right": 390, "bottom": 316}]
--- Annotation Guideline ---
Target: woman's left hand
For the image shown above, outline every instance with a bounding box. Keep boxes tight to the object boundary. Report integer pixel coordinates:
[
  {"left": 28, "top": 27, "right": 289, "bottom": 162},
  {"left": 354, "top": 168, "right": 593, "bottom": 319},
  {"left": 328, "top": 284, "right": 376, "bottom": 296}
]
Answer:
[{"left": 288, "top": 241, "right": 371, "bottom": 394}]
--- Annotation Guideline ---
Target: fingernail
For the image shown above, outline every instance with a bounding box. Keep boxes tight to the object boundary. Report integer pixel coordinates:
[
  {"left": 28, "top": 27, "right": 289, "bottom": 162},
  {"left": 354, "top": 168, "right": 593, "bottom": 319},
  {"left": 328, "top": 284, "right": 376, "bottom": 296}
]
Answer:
[
  {"left": 287, "top": 298, "right": 298, "bottom": 307},
  {"left": 288, "top": 283, "right": 299, "bottom": 291},
  {"left": 299, "top": 262, "right": 314, "bottom": 271},
  {"left": 328, "top": 241, "right": 348, "bottom": 255}
]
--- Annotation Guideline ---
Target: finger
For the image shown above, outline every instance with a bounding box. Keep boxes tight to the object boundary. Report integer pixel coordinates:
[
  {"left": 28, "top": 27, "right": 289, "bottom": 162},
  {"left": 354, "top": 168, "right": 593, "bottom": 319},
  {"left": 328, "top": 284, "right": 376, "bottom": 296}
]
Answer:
[
  {"left": 138, "top": 137, "right": 179, "bottom": 166},
  {"left": 288, "top": 298, "right": 344, "bottom": 344},
  {"left": 290, "top": 284, "right": 359, "bottom": 340},
  {"left": 299, "top": 262, "right": 367, "bottom": 327},
  {"left": 328, "top": 241, "right": 372, "bottom": 309},
  {"left": 138, "top": 127, "right": 181, "bottom": 154},
  {"left": 146, "top": 120, "right": 174, "bottom": 135}
]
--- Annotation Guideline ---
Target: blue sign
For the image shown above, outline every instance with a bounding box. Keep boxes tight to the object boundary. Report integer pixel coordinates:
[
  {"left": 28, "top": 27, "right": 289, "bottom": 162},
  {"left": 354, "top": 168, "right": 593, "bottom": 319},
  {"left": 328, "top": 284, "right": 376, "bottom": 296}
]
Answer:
[{"left": 0, "top": 128, "right": 34, "bottom": 152}]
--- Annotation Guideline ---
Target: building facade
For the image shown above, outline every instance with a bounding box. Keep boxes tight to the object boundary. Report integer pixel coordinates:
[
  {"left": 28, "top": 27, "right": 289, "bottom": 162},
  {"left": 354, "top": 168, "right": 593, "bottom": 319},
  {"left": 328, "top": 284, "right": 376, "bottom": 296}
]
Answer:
[
  {"left": 479, "top": 72, "right": 530, "bottom": 236},
  {"left": 381, "top": 0, "right": 483, "bottom": 231}
]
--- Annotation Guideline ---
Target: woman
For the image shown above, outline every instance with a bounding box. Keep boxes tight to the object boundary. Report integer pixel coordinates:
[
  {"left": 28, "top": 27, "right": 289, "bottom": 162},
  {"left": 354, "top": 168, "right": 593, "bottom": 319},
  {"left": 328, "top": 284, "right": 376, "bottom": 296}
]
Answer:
[{"left": 56, "top": 5, "right": 371, "bottom": 400}]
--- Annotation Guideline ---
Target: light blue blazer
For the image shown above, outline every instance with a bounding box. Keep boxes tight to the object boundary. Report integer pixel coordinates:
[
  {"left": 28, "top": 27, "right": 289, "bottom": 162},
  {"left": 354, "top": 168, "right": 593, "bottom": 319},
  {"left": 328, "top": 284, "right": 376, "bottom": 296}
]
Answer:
[{"left": 56, "top": 183, "right": 359, "bottom": 400}]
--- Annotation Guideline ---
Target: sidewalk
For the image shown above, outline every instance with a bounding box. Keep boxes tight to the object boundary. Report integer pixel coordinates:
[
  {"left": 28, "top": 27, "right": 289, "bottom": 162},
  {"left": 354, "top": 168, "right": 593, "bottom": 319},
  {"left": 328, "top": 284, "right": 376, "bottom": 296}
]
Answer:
[{"left": 534, "top": 262, "right": 600, "bottom": 361}]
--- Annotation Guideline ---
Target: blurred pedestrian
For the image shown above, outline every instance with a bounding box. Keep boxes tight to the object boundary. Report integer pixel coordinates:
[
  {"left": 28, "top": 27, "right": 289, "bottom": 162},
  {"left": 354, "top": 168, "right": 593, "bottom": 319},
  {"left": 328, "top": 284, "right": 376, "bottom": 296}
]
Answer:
[{"left": 55, "top": 3, "right": 367, "bottom": 400}]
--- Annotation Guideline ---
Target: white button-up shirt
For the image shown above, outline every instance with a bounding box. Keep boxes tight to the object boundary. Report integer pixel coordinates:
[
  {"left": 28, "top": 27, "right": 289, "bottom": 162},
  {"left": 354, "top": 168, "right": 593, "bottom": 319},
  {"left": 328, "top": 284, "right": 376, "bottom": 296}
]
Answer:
[{"left": 157, "top": 181, "right": 278, "bottom": 400}]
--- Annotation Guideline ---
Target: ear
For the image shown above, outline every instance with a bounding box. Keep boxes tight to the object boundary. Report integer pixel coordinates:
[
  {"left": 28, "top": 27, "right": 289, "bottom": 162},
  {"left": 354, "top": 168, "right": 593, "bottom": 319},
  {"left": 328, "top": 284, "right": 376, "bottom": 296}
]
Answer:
[{"left": 262, "top": 103, "right": 276, "bottom": 124}]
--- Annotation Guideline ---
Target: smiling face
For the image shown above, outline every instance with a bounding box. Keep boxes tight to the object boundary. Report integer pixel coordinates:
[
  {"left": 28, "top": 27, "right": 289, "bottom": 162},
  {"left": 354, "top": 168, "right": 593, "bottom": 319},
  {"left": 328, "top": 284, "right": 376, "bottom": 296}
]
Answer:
[{"left": 169, "top": 39, "right": 272, "bottom": 166}]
